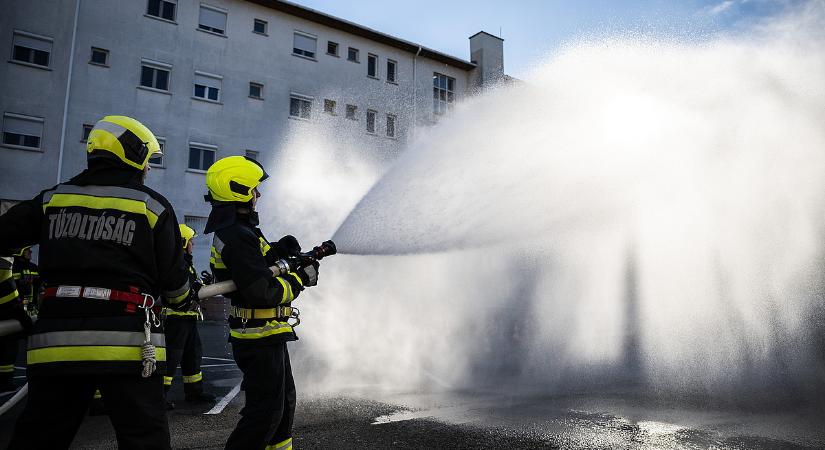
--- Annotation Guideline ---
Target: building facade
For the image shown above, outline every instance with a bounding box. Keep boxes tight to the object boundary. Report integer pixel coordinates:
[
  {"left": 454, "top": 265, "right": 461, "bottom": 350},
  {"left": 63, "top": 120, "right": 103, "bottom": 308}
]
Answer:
[{"left": 0, "top": 0, "right": 505, "bottom": 265}]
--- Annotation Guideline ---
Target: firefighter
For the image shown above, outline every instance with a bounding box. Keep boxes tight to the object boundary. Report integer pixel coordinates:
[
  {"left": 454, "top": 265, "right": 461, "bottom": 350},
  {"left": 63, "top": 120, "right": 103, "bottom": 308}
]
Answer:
[
  {"left": 0, "top": 115, "right": 193, "bottom": 449},
  {"left": 163, "top": 223, "right": 215, "bottom": 406},
  {"left": 205, "top": 156, "right": 319, "bottom": 450},
  {"left": 0, "top": 255, "right": 30, "bottom": 392},
  {"left": 12, "top": 246, "right": 41, "bottom": 315}
]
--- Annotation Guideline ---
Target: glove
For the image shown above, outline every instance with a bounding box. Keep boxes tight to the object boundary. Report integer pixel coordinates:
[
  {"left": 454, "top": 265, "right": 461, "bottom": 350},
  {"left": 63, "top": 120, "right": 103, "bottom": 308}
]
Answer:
[
  {"left": 200, "top": 271, "right": 214, "bottom": 285},
  {"left": 295, "top": 259, "right": 319, "bottom": 287},
  {"left": 275, "top": 235, "right": 302, "bottom": 257}
]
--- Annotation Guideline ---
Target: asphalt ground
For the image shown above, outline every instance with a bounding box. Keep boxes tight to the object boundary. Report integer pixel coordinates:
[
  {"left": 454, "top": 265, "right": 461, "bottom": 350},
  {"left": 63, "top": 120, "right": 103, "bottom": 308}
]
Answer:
[{"left": 1, "top": 322, "right": 824, "bottom": 449}]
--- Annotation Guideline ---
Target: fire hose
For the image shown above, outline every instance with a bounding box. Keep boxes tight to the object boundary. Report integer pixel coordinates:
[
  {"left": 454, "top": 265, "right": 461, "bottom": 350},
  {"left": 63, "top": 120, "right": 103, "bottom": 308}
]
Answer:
[{"left": 0, "top": 240, "right": 336, "bottom": 413}]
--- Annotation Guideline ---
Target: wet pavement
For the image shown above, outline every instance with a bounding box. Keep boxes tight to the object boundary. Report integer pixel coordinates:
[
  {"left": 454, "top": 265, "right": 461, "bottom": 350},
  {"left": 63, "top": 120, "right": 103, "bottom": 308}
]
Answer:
[{"left": 1, "top": 322, "right": 823, "bottom": 449}]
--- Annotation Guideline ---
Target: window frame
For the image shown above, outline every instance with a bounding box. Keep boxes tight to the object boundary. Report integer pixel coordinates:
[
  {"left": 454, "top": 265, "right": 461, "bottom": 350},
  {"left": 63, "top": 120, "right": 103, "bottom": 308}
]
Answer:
[
  {"left": 289, "top": 93, "right": 313, "bottom": 121},
  {"left": 345, "top": 104, "right": 358, "bottom": 120},
  {"left": 253, "top": 18, "right": 268, "bottom": 35},
  {"left": 192, "top": 70, "right": 223, "bottom": 103},
  {"left": 10, "top": 30, "right": 53, "bottom": 69},
  {"left": 249, "top": 82, "right": 264, "bottom": 100},
  {"left": 366, "top": 109, "right": 376, "bottom": 134},
  {"left": 146, "top": 0, "right": 177, "bottom": 22},
  {"left": 138, "top": 59, "right": 172, "bottom": 93},
  {"left": 245, "top": 149, "right": 259, "bottom": 160},
  {"left": 386, "top": 114, "right": 396, "bottom": 138},
  {"left": 323, "top": 99, "right": 336, "bottom": 115},
  {"left": 89, "top": 47, "right": 109, "bottom": 66},
  {"left": 367, "top": 53, "right": 378, "bottom": 79},
  {"left": 187, "top": 142, "right": 217, "bottom": 172},
  {"left": 292, "top": 31, "right": 317, "bottom": 60},
  {"left": 326, "top": 41, "right": 339, "bottom": 57},
  {"left": 386, "top": 59, "right": 397, "bottom": 84},
  {"left": 2, "top": 112, "right": 44, "bottom": 152},
  {"left": 197, "top": 3, "right": 228, "bottom": 36},
  {"left": 433, "top": 72, "right": 456, "bottom": 116},
  {"left": 347, "top": 47, "right": 359, "bottom": 63},
  {"left": 81, "top": 123, "right": 94, "bottom": 142}
]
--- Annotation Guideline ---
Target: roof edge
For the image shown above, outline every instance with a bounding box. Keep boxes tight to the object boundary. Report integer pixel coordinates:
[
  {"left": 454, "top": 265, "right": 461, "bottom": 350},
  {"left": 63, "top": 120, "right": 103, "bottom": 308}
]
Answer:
[
  {"left": 469, "top": 31, "right": 504, "bottom": 41},
  {"left": 246, "top": 0, "right": 477, "bottom": 71}
]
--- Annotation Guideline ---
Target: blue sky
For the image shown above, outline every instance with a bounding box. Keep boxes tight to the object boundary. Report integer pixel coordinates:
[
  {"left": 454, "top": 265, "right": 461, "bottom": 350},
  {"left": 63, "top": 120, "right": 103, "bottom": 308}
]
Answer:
[{"left": 289, "top": 0, "right": 800, "bottom": 78}]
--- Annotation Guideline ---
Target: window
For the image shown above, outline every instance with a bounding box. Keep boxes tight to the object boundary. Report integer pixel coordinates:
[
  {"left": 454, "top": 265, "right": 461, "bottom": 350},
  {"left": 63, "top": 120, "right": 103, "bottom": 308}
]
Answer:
[
  {"left": 193, "top": 72, "right": 222, "bottom": 102},
  {"left": 347, "top": 47, "right": 359, "bottom": 62},
  {"left": 386, "top": 114, "right": 396, "bottom": 138},
  {"left": 249, "top": 82, "right": 263, "bottom": 99},
  {"left": 253, "top": 19, "right": 267, "bottom": 34},
  {"left": 2, "top": 113, "right": 43, "bottom": 150},
  {"left": 81, "top": 124, "right": 93, "bottom": 142},
  {"left": 323, "top": 99, "right": 335, "bottom": 115},
  {"left": 289, "top": 95, "right": 312, "bottom": 120},
  {"left": 367, "top": 54, "right": 378, "bottom": 78},
  {"left": 327, "top": 41, "right": 338, "bottom": 56},
  {"left": 184, "top": 215, "right": 207, "bottom": 234},
  {"left": 147, "top": 0, "right": 176, "bottom": 21},
  {"left": 292, "top": 32, "right": 316, "bottom": 59},
  {"left": 90, "top": 47, "right": 109, "bottom": 66},
  {"left": 149, "top": 138, "right": 165, "bottom": 166},
  {"left": 387, "top": 59, "right": 397, "bottom": 83},
  {"left": 198, "top": 5, "right": 227, "bottom": 35},
  {"left": 188, "top": 144, "right": 216, "bottom": 171},
  {"left": 345, "top": 104, "right": 357, "bottom": 120},
  {"left": 366, "top": 110, "right": 376, "bottom": 134},
  {"left": 433, "top": 72, "right": 456, "bottom": 115},
  {"left": 140, "top": 60, "right": 171, "bottom": 91},
  {"left": 11, "top": 31, "right": 52, "bottom": 68},
  {"left": 245, "top": 149, "right": 259, "bottom": 160}
]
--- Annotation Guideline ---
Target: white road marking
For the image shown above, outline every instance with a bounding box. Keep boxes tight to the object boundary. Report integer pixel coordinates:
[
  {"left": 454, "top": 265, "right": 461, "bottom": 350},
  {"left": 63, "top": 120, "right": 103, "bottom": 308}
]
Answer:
[{"left": 204, "top": 382, "right": 241, "bottom": 415}]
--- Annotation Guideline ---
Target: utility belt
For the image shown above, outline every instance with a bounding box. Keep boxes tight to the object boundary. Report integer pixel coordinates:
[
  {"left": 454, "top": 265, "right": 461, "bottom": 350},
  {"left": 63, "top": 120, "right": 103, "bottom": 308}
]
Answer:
[
  {"left": 229, "top": 306, "right": 293, "bottom": 320},
  {"left": 44, "top": 285, "right": 161, "bottom": 315}
]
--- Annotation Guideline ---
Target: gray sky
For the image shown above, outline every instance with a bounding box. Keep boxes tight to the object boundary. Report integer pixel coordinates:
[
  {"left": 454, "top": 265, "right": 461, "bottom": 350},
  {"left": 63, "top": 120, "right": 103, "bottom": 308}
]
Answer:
[{"left": 289, "top": 0, "right": 802, "bottom": 79}]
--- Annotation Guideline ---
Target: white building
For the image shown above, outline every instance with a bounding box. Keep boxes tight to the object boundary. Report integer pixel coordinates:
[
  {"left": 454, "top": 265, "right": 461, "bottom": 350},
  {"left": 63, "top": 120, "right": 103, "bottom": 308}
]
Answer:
[{"left": 0, "top": 0, "right": 505, "bottom": 265}]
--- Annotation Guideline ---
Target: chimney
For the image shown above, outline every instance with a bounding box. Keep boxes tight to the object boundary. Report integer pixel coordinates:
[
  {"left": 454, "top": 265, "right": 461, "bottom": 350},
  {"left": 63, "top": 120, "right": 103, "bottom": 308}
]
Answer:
[{"left": 469, "top": 31, "right": 504, "bottom": 90}]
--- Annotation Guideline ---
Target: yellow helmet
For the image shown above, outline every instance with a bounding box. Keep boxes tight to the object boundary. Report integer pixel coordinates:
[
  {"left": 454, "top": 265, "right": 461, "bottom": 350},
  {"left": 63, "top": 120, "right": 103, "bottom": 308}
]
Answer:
[
  {"left": 179, "top": 224, "right": 196, "bottom": 248},
  {"left": 86, "top": 115, "right": 161, "bottom": 170},
  {"left": 205, "top": 156, "right": 269, "bottom": 203}
]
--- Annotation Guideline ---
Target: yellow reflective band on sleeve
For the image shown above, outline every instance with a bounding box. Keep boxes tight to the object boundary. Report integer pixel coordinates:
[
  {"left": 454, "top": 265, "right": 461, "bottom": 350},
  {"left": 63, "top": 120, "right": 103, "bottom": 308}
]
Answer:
[
  {"left": 0, "top": 364, "right": 14, "bottom": 373},
  {"left": 0, "top": 289, "right": 19, "bottom": 305},
  {"left": 266, "top": 437, "right": 293, "bottom": 450},
  {"left": 210, "top": 247, "right": 226, "bottom": 269},
  {"left": 287, "top": 272, "right": 303, "bottom": 287},
  {"left": 27, "top": 346, "right": 167, "bottom": 365},
  {"left": 43, "top": 194, "right": 159, "bottom": 228},
  {"left": 276, "top": 277, "right": 293, "bottom": 305},
  {"left": 258, "top": 237, "right": 271, "bottom": 256},
  {"left": 93, "top": 389, "right": 102, "bottom": 399},
  {"left": 12, "top": 273, "right": 21, "bottom": 280},
  {"left": 163, "top": 376, "right": 173, "bottom": 386},
  {"left": 183, "top": 372, "right": 203, "bottom": 384},
  {"left": 229, "top": 320, "right": 293, "bottom": 340}
]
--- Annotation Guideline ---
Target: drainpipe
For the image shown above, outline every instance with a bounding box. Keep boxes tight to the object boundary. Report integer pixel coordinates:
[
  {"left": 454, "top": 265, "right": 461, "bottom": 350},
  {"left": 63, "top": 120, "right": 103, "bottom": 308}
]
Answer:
[
  {"left": 56, "top": 0, "right": 81, "bottom": 184},
  {"left": 411, "top": 46, "right": 422, "bottom": 141}
]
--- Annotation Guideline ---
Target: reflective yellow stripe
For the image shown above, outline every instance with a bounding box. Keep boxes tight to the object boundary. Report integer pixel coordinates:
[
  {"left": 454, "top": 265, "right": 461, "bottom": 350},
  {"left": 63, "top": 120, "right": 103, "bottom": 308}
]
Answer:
[
  {"left": 183, "top": 372, "right": 202, "bottom": 383},
  {"left": 163, "top": 376, "right": 173, "bottom": 386},
  {"left": 230, "top": 320, "right": 293, "bottom": 340},
  {"left": 164, "top": 308, "right": 199, "bottom": 317},
  {"left": 27, "top": 346, "right": 167, "bottom": 364},
  {"left": 0, "top": 289, "right": 18, "bottom": 305},
  {"left": 210, "top": 247, "right": 226, "bottom": 269},
  {"left": 43, "top": 194, "right": 159, "bottom": 228},
  {"left": 276, "top": 277, "right": 293, "bottom": 305},
  {"left": 93, "top": 389, "right": 102, "bottom": 399},
  {"left": 266, "top": 437, "right": 293, "bottom": 450},
  {"left": 165, "top": 288, "right": 190, "bottom": 305},
  {"left": 259, "top": 237, "right": 271, "bottom": 256},
  {"left": 0, "top": 364, "right": 14, "bottom": 373},
  {"left": 287, "top": 272, "right": 303, "bottom": 288}
]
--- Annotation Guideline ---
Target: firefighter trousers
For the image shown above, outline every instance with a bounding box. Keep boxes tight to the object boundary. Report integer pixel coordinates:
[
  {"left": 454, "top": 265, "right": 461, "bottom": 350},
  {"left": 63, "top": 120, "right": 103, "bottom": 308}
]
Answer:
[
  {"left": 0, "top": 334, "right": 20, "bottom": 389},
  {"left": 225, "top": 342, "right": 295, "bottom": 450},
  {"left": 164, "top": 317, "right": 204, "bottom": 395},
  {"left": 7, "top": 373, "right": 171, "bottom": 450}
]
